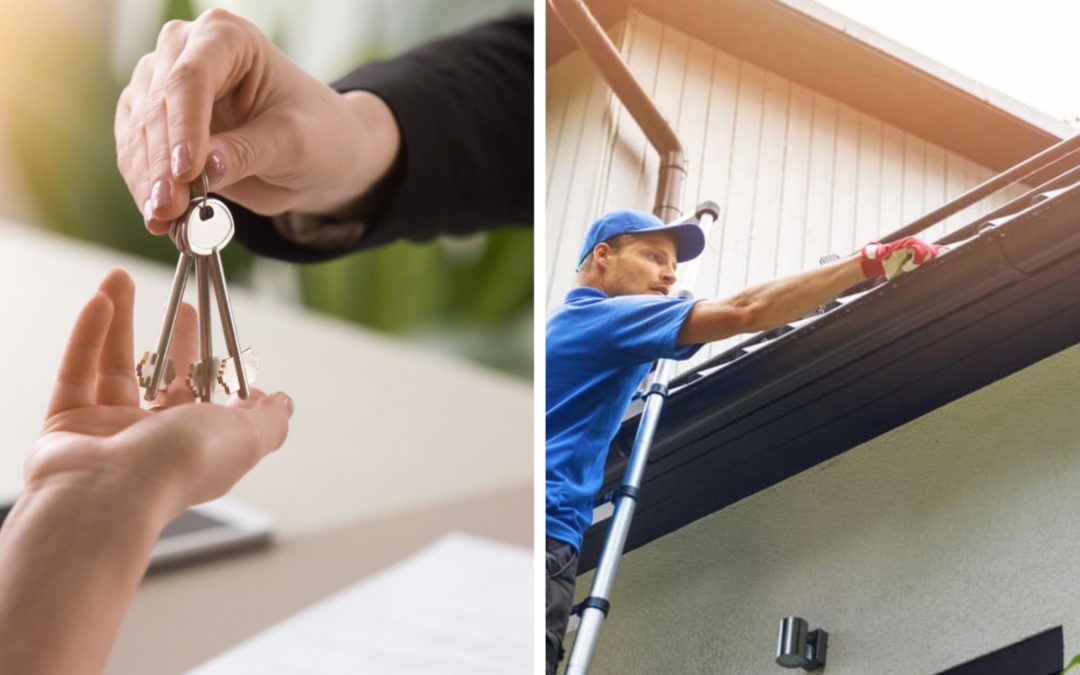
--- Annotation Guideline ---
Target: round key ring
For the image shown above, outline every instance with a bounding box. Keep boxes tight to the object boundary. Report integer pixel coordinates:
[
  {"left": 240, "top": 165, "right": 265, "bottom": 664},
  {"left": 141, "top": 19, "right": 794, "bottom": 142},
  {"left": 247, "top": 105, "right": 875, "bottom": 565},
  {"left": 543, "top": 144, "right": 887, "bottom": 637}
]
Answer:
[{"left": 193, "top": 169, "right": 211, "bottom": 218}]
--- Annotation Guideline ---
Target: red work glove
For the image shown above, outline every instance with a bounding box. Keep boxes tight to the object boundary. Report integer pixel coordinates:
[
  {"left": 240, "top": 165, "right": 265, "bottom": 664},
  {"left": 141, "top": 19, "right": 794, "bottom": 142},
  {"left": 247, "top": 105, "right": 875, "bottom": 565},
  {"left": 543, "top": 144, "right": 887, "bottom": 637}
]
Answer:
[{"left": 860, "top": 237, "right": 944, "bottom": 280}]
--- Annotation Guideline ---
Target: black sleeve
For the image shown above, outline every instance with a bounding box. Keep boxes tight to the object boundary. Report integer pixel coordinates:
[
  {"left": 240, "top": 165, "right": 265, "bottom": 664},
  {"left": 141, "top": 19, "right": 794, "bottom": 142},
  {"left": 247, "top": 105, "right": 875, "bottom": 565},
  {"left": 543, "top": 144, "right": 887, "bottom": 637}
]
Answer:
[{"left": 231, "top": 12, "right": 534, "bottom": 263}]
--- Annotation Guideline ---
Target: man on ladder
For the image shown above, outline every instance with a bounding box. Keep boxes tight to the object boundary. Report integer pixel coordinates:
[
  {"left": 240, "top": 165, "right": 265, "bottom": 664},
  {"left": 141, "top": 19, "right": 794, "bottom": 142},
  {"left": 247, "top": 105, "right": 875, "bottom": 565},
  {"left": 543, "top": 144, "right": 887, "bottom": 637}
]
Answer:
[{"left": 545, "top": 208, "right": 940, "bottom": 674}]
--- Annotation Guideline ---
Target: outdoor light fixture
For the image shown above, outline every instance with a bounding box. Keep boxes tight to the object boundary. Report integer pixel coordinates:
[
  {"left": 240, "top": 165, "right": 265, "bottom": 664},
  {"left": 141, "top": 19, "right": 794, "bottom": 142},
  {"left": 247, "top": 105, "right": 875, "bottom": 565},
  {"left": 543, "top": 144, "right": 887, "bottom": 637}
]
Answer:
[{"left": 776, "top": 616, "right": 828, "bottom": 670}]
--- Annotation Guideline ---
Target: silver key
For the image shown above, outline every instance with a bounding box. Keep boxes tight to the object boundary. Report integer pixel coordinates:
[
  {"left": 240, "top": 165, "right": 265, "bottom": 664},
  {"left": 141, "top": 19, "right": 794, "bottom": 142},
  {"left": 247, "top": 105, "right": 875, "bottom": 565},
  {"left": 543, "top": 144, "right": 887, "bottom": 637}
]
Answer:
[
  {"left": 185, "top": 356, "right": 221, "bottom": 400},
  {"left": 184, "top": 349, "right": 259, "bottom": 399},
  {"left": 218, "top": 348, "right": 259, "bottom": 396},
  {"left": 139, "top": 171, "right": 257, "bottom": 403},
  {"left": 207, "top": 248, "right": 251, "bottom": 399},
  {"left": 195, "top": 256, "right": 214, "bottom": 402},
  {"left": 136, "top": 351, "right": 176, "bottom": 393},
  {"left": 140, "top": 252, "right": 193, "bottom": 399}
]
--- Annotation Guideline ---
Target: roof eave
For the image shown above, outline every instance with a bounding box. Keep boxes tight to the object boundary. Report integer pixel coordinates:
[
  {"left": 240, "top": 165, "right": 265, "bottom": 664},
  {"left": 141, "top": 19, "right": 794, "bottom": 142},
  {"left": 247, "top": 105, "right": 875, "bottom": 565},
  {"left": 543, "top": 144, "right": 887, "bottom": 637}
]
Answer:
[{"left": 547, "top": 0, "right": 1074, "bottom": 171}]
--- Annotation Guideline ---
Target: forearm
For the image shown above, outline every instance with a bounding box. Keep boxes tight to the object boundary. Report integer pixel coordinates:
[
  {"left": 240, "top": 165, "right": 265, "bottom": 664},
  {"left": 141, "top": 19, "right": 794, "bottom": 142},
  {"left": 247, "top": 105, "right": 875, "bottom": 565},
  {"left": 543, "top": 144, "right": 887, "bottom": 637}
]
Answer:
[
  {"left": 0, "top": 477, "right": 172, "bottom": 674},
  {"left": 679, "top": 257, "right": 864, "bottom": 345},
  {"left": 730, "top": 256, "right": 864, "bottom": 331}
]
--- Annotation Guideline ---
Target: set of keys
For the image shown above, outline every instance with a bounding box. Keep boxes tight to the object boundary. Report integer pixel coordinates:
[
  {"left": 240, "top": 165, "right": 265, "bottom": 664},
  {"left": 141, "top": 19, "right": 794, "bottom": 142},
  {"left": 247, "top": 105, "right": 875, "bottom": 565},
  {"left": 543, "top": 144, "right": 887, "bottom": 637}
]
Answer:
[{"left": 137, "top": 172, "right": 258, "bottom": 403}]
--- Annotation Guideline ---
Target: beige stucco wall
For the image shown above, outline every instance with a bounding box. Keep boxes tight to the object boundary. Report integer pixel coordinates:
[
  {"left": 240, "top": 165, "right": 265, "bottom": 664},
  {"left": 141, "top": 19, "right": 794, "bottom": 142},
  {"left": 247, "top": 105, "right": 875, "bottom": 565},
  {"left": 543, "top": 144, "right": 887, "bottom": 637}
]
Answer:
[
  {"left": 567, "top": 339, "right": 1080, "bottom": 673},
  {"left": 547, "top": 10, "right": 1027, "bottom": 370}
]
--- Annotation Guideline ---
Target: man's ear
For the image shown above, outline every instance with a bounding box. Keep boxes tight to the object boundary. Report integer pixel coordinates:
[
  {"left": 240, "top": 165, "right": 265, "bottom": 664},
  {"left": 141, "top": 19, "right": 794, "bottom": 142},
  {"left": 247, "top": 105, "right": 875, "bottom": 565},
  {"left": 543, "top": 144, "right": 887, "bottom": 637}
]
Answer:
[{"left": 593, "top": 242, "right": 611, "bottom": 269}]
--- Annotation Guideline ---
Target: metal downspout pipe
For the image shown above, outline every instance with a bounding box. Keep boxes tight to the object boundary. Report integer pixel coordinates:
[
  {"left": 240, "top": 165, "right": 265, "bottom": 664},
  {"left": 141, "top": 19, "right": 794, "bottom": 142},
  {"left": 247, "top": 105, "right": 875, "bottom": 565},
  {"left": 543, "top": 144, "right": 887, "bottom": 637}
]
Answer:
[{"left": 548, "top": 0, "right": 687, "bottom": 221}]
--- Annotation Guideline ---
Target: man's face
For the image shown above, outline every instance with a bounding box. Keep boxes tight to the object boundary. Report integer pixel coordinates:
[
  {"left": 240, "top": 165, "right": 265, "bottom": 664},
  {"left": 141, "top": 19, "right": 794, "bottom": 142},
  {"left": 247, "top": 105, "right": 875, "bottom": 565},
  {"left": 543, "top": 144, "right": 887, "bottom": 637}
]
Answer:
[{"left": 600, "top": 231, "right": 678, "bottom": 297}]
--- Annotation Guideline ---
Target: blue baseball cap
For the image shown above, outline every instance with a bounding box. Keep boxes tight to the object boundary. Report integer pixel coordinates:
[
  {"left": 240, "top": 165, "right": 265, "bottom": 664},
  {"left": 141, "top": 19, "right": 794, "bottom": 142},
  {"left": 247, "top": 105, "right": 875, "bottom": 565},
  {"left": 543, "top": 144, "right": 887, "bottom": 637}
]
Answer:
[{"left": 576, "top": 209, "right": 706, "bottom": 270}]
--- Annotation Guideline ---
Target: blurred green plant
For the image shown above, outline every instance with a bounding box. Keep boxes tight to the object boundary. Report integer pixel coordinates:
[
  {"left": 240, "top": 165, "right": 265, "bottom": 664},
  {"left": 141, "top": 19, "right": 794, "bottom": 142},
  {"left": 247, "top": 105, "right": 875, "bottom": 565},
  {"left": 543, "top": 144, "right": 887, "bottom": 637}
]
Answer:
[
  {"left": 298, "top": 226, "right": 533, "bottom": 376},
  {"left": 0, "top": 0, "right": 532, "bottom": 378}
]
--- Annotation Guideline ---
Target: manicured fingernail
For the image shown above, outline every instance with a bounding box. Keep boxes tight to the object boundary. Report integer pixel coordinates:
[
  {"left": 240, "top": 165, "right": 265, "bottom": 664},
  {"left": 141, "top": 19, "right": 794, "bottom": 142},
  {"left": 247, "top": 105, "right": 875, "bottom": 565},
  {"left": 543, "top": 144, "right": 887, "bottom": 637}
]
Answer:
[
  {"left": 171, "top": 143, "right": 191, "bottom": 178},
  {"left": 151, "top": 180, "right": 170, "bottom": 212},
  {"left": 284, "top": 395, "right": 295, "bottom": 418},
  {"left": 143, "top": 198, "right": 153, "bottom": 224},
  {"left": 207, "top": 151, "right": 225, "bottom": 185}
]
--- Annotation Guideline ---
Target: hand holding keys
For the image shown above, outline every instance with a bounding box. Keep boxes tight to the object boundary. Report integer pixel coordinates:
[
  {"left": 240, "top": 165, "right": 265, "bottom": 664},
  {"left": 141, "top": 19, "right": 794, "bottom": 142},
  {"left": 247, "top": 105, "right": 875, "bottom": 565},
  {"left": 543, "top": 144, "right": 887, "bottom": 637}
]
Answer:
[{"left": 137, "top": 172, "right": 258, "bottom": 403}]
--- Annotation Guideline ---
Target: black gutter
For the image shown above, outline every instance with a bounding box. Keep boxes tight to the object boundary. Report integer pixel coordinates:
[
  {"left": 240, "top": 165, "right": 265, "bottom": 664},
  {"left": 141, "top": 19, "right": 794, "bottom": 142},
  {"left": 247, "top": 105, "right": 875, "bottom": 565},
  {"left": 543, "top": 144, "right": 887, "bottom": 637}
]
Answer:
[{"left": 578, "top": 181, "right": 1080, "bottom": 572}]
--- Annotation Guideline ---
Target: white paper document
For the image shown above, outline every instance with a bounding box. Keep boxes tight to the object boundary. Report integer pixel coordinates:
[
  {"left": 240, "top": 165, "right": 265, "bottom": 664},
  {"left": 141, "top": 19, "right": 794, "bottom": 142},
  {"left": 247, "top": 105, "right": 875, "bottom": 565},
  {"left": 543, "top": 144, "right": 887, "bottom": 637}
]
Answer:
[{"left": 186, "top": 533, "right": 531, "bottom": 674}]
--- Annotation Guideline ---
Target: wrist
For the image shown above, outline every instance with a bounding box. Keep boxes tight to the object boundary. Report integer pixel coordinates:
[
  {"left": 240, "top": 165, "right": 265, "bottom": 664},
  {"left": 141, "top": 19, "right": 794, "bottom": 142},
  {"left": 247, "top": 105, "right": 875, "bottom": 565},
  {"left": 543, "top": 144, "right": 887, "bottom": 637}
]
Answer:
[
  {"left": 859, "top": 242, "right": 887, "bottom": 279},
  {"left": 292, "top": 89, "right": 401, "bottom": 215},
  {"left": 840, "top": 253, "right": 870, "bottom": 282},
  {"left": 23, "top": 445, "right": 179, "bottom": 536},
  {"left": 18, "top": 477, "right": 170, "bottom": 542},
  {"left": 342, "top": 90, "right": 400, "bottom": 181}
]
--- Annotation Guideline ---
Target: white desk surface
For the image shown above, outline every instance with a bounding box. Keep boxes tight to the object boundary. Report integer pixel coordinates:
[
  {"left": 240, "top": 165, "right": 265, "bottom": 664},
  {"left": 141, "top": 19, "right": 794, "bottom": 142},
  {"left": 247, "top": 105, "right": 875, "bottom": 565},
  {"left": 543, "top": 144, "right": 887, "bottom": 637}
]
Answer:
[
  {"left": 110, "top": 484, "right": 532, "bottom": 675},
  {"left": 0, "top": 221, "right": 535, "bottom": 673}
]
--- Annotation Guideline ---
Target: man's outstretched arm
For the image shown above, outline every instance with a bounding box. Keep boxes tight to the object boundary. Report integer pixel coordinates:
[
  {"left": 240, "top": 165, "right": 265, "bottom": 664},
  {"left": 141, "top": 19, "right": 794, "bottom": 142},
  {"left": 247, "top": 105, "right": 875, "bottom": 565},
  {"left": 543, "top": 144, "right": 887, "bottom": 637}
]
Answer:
[{"left": 677, "top": 237, "right": 941, "bottom": 346}]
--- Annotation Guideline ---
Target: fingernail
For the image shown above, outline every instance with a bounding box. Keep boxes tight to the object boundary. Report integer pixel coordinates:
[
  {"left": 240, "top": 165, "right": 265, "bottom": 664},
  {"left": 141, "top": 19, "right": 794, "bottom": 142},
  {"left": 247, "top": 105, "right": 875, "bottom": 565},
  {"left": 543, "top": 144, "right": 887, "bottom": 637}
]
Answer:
[
  {"left": 283, "top": 395, "right": 295, "bottom": 418},
  {"left": 151, "top": 180, "right": 171, "bottom": 212},
  {"left": 143, "top": 198, "right": 153, "bottom": 224},
  {"left": 207, "top": 151, "right": 225, "bottom": 185},
  {"left": 171, "top": 143, "right": 191, "bottom": 178}
]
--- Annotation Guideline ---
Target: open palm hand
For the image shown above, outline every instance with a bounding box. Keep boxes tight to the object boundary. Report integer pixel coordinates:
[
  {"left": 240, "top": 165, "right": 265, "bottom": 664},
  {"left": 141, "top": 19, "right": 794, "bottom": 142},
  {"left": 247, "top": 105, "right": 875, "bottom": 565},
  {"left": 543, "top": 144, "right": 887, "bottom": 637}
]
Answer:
[{"left": 27, "top": 269, "right": 292, "bottom": 518}]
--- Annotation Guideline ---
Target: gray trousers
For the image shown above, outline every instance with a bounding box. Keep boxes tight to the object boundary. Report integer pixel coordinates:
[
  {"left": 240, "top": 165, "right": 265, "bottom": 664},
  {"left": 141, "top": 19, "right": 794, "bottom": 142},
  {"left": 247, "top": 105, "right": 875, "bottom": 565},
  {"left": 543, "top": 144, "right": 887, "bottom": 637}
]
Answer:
[{"left": 546, "top": 536, "right": 579, "bottom": 675}]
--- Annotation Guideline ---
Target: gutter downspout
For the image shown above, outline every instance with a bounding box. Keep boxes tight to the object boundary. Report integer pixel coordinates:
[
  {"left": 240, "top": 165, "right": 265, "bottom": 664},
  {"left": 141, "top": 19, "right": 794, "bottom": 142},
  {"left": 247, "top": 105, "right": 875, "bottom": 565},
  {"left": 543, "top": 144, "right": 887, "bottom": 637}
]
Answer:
[{"left": 548, "top": 0, "right": 687, "bottom": 221}]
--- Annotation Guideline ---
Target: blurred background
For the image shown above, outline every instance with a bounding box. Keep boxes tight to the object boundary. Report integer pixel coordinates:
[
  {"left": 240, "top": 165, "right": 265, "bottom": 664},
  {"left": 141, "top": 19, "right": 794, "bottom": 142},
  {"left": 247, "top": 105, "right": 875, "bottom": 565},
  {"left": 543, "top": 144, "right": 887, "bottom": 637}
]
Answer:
[{"left": 0, "top": 0, "right": 533, "bottom": 378}]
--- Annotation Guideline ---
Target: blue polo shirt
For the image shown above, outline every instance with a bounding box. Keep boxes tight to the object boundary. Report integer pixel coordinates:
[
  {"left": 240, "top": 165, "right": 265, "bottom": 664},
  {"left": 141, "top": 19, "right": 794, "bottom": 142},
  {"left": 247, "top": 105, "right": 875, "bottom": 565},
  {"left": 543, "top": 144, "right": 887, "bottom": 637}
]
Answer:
[{"left": 546, "top": 286, "right": 702, "bottom": 552}]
